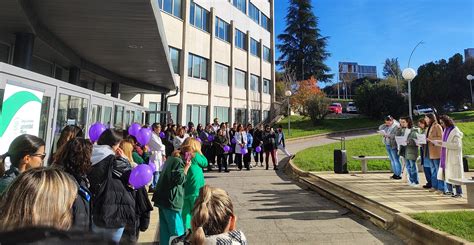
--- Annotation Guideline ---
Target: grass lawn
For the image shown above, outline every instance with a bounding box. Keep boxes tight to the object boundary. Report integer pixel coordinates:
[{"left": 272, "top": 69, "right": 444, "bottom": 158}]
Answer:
[
  {"left": 448, "top": 110, "right": 474, "bottom": 121},
  {"left": 293, "top": 122, "right": 474, "bottom": 172},
  {"left": 411, "top": 211, "right": 474, "bottom": 242},
  {"left": 279, "top": 115, "right": 380, "bottom": 139}
]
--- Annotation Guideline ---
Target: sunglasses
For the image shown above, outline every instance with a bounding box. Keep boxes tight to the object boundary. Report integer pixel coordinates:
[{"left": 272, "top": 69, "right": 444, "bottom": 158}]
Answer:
[{"left": 31, "top": 153, "right": 46, "bottom": 160}]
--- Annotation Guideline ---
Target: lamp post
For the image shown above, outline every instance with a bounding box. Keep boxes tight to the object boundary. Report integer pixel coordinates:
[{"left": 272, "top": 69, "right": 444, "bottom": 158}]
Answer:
[
  {"left": 402, "top": 68, "right": 417, "bottom": 120},
  {"left": 285, "top": 90, "right": 292, "bottom": 136},
  {"left": 467, "top": 74, "right": 474, "bottom": 106}
]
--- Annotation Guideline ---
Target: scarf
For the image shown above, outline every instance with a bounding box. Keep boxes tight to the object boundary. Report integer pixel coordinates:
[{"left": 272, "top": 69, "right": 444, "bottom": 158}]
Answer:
[{"left": 440, "top": 126, "right": 454, "bottom": 169}]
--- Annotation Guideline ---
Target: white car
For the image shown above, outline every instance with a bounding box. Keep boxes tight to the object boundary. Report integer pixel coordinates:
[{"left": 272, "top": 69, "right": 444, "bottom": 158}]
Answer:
[
  {"left": 346, "top": 102, "right": 357, "bottom": 113},
  {"left": 413, "top": 105, "right": 434, "bottom": 116}
]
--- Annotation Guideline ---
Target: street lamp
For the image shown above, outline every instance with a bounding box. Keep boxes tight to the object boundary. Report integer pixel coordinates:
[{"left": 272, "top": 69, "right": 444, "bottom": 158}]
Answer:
[
  {"left": 402, "top": 68, "right": 417, "bottom": 119},
  {"left": 467, "top": 74, "right": 474, "bottom": 106},
  {"left": 285, "top": 90, "right": 292, "bottom": 136}
]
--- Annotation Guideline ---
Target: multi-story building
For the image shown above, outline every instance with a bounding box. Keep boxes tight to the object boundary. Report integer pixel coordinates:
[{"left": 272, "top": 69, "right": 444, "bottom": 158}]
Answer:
[
  {"left": 136, "top": 0, "right": 276, "bottom": 126},
  {"left": 465, "top": 48, "right": 474, "bottom": 60},
  {"left": 338, "top": 62, "right": 377, "bottom": 81}
]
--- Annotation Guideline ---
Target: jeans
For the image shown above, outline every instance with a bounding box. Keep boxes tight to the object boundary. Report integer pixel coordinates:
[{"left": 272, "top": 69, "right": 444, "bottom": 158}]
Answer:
[
  {"left": 159, "top": 207, "right": 184, "bottom": 244},
  {"left": 151, "top": 171, "right": 160, "bottom": 189},
  {"left": 92, "top": 223, "right": 125, "bottom": 243},
  {"left": 429, "top": 159, "right": 446, "bottom": 191},
  {"left": 386, "top": 145, "right": 402, "bottom": 176},
  {"left": 422, "top": 157, "right": 432, "bottom": 187},
  {"left": 254, "top": 150, "right": 264, "bottom": 164},
  {"left": 446, "top": 183, "right": 463, "bottom": 195},
  {"left": 406, "top": 159, "right": 419, "bottom": 184}
]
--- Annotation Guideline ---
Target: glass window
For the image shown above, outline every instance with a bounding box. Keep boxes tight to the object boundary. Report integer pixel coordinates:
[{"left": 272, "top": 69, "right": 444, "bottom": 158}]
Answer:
[
  {"left": 215, "top": 63, "right": 229, "bottom": 85},
  {"left": 169, "top": 47, "right": 180, "bottom": 74},
  {"left": 214, "top": 106, "right": 229, "bottom": 123},
  {"left": 159, "top": 0, "right": 182, "bottom": 18},
  {"left": 263, "top": 110, "right": 269, "bottom": 122},
  {"left": 190, "top": 2, "right": 209, "bottom": 32},
  {"left": 251, "top": 109, "right": 261, "bottom": 126},
  {"left": 235, "top": 69, "right": 246, "bottom": 89},
  {"left": 173, "top": 0, "right": 181, "bottom": 17},
  {"left": 168, "top": 104, "right": 178, "bottom": 124},
  {"left": 233, "top": 0, "right": 246, "bottom": 14},
  {"left": 39, "top": 96, "right": 51, "bottom": 141},
  {"left": 163, "top": 0, "right": 173, "bottom": 14},
  {"left": 125, "top": 110, "right": 131, "bottom": 127},
  {"left": 250, "top": 38, "right": 259, "bottom": 57},
  {"left": 261, "top": 13, "right": 270, "bottom": 31},
  {"left": 114, "top": 105, "right": 124, "bottom": 129},
  {"left": 235, "top": 29, "right": 246, "bottom": 50},
  {"left": 186, "top": 105, "right": 208, "bottom": 125},
  {"left": 263, "top": 79, "right": 270, "bottom": 94},
  {"left": 104, "top": 106, "right": 112, "bottom": 127},
  {"left": 263, "top": 46, "right": 271, "bottom": 62},
  {"left": 215, "top": 17, "right": 230, "bottom": 42},
  {"left": 188, "top": 53, "right": 208, "bottom": 80},
  {"left": 193, "top": 55, "right": 201, "bottom": 78},
  {"left": 249, "top": 3, "right": 260, "bottom": 24},
  {"left": 250, "top": 74, "right": 259, "bottom": 91},
  {"left": 56, "top": 94, "right": 88, "bottom": 146},
  {"left": 234, "top": 108, "right": 247, "bottom": 125},
  {"left": 91, "top": 105, "right": 102, "bottom": 124}
]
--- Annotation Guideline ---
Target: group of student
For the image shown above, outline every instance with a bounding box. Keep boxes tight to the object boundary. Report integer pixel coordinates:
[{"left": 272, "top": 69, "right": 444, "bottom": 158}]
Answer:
[
  {"left": 0, "top": 123, "right": 247, "bottom": 244},
  {"left": 379, "top": 113, "right": 464, "bottom": 197},
  {"left": 159, "top": 118, "right": 295, "bottom": 173}
]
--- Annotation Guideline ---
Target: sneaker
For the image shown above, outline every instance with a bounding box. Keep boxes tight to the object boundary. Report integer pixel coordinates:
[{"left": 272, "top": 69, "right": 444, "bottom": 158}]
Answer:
[
  {"left": 422, "top": 185, "right": 431, "bottom": 189},
  {"left": 453, "top": 194, "right": 463, "bottom": 198},
  {"left": 443, "top": 192, "right": 453, "bottom": 196},
  {"left": 410, "top": 183, "right": 419, "bottom": 188},
  {"left": 394, "top": 175, "right": 402, "bottom": 180},
  {"left": 224, "top": 169, "right": 230, "bottom": 173},
  {"left": 429, "top": 188, "right": 437, "bottom": 192}
]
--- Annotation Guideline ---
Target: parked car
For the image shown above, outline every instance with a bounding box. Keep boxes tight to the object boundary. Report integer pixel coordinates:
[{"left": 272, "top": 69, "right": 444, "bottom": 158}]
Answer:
[
  {"left": 413, "top": 105, "right": 434, "bottom": 116},
  {"left": 328, "top": 103, "right": 343, "bottom": 114},
  {"left": 346, "top": 102, "right": 358, "bottom": 113},
  {"left": 442, "top": 103, "right": 456, "bottom": 113}
]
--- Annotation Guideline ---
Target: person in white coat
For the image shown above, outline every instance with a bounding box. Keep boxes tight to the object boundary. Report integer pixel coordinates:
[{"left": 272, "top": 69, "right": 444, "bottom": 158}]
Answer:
[
  {"left": 431, "top": 115, "right": 464, "bottom": 198},
  {"left": 233, "top": 124, "right": 248, "bottom": 171},
  {"left": 173, "top": 127, "right": 189, "bottom": 150},
  {"left": 149, "top": 123, "right": 166, "bottom": 192}
]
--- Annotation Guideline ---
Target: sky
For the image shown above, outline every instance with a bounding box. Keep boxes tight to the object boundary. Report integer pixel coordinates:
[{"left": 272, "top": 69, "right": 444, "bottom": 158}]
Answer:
[{"left": 274, "top": 0, "right": 474, "bottom": 87}]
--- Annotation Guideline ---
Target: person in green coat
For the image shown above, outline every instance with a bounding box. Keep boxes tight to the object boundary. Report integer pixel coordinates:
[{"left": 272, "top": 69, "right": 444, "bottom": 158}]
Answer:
[
  {"left": 152, "top": 149, "right": 191, "bottom": 244},
  {"left": 397, "top": 117, "right": 420, "bottom": 186},
  {"left": 180, "top": 137, "right": 209, "bottom": 230}
]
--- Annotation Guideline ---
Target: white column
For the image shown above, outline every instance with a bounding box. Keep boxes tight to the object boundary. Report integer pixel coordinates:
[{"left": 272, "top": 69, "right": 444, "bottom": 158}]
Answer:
[
  {"left": 178, "top": 0, "right": 192, "bottom": 125},
  {"left": 229, "top": 20, "right": 236, "bottom": 124},
  {"left": 208, "top": 8, "right": 217, "bottom": 124}
]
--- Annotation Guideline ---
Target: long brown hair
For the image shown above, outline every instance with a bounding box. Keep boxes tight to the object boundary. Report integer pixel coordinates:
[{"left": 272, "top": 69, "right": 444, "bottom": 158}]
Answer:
[
  {"left": 0, "top": 167, "right": 77, "bottom": 231},
  {"left": 56, "top": 125, "right": 83, "bottom": 150},
  {"left": 190, "top": 185, "right": 234, "bottom": 244},
  {"left": 52, "top": 138, "right": 92, "bottom": 176}
]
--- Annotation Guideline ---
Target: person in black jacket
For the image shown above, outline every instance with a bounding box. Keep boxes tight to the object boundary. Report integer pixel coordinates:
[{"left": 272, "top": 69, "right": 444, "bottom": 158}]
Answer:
[
  {"left": 213, "top": 126, "right": 230, "bottom": 172},
  {"left": 252, "top": 124, "right": 264, "bottom": 167},
  {"left": 88, "top": 129, "right": 135, "bottom": 244},
  {"left": 52, "top": 137, "right": 93, "bottom": 231},
  {"left": 263, "top": 125, "right": 278, "bottom": 170}
]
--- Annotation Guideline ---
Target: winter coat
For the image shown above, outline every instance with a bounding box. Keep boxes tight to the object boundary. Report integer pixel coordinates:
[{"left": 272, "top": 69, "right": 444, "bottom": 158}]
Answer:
[
  {"left": 275, "top": 131, "right": 286, "bottom": 148},
  {"left": 149, "top": 132, "right": 166, "bottom": 171},
  {"left": 71, "top": 174, "right": 92, "bottom": 231},
  {"left": 170, "top": 229, "right": 248, "bottom": 245},
  {"left": 184, "top": 152, "right": 208, "bottom": 199},
  {"left": 426, "top": 122, "right": 443, "bottom": 159},
  {"left": 213, "top": 134, "right": 229, "bottom": 155},
  {"left": 263, "top": 131, "right": 276, "bottom": 151},
  {"left": 0, "top": 166, "right": 19, "bottom": 196},
  {"left": 246, "top": 132, "right": 254, "bottom": 148},
  {"left": 173, "top": 135, "right": 189, "bottom": 150},
  {"left": 88, "top": 145, "right": 135, "bottom": 228},
  {"left": 252, "top": 129, "right": 264, "bottom": 148},
  {"left": 397, "top": 128, "right": 419, "bottom": 161},
  {"left": 163, "top": 131, "right": 175, "bottom": 157},
  {"left": 439, "top": 127, "right": 464, "bottom": 184},
  {"left": 234, "top": 131, "right": 248, "bottom": 154},
  {"left": 152, "top": 156, "right": 186, "bottom": 211}
]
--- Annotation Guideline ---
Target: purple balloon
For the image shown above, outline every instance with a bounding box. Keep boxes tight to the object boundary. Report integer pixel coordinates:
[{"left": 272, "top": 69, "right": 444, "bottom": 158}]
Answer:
[
  {"left": 136, "top": 128, "right": 152, "bottom": 146},
  {"left": 197, "top": 137, "right": 202, "bottom": 143},
  {"left": 224, "top": 145, "right": 231, "bottom": 152},
  {"left": 207, "top": 135, "right": 214, "bottom": 141},
  {"left": 159, "top": 131, "right": 166, "bottom": 138},
  {"left": 129, "top": 164, "right": 153, "bottom": 189},
  {"left": 128, "top": 123, "right": 141, "bottom": 136},
  {"left": 148, "top": 161, "right": 157, "bottom": 173},
  {"left": 231, "top": 138, "right": 236, "bottom": 144},
  {"left": 240, "top": 148, "right": 248, "bottom": 155},
  {"left": 255, "top": 146, "right": 262, "bottom": 153},
  {"left": 89, "top": 123, "right": 106, "bottom": 142}
]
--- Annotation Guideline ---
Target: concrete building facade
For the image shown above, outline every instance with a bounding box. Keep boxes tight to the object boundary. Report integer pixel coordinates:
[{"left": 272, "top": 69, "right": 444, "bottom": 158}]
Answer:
[{"left": 135, "top": 0, "right": 276, "bottom": 126}]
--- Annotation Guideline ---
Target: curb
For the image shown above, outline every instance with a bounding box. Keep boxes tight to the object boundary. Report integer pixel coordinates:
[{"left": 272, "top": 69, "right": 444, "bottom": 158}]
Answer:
[
  {"left": 284, "top": 159, "right": 474, "bottom": 245},
  {"left": 286, "top": 127, "right": 378, "bottom": 142}
]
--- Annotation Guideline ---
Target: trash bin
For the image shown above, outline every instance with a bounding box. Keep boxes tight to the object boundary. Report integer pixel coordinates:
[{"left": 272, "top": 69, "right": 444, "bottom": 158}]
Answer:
[
  {"left": 463, "top": 157, "right": 469, "bottom": 172},
  {"left": 334, "top": 137, "right": 348, "bottom": 174}
]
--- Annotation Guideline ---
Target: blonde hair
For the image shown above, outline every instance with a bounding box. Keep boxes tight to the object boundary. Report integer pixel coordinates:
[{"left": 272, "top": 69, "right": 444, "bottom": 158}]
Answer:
[
  {"left": 0, "top": 167, "right": 78, "bottom": 231},
  {"left": 120, "top": 140, "right": 136, "bottom": 167},
  {"left": 190, "top": 185, "right": 234, "bottom": 244},
  {"left": 181, "top": 137, "right": 202, "bottom": 155}
]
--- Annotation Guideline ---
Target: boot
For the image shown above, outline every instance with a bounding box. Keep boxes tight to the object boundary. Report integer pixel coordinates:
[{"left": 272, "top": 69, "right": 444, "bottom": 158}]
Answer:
[{"left": 265, "top": 163, "right": 269, "bottom": 170}]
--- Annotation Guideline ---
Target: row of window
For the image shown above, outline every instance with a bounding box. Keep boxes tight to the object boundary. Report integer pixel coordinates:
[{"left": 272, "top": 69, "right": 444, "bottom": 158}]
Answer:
[{"left": 232, "top": 0, "right": 270, "bottom": 31}]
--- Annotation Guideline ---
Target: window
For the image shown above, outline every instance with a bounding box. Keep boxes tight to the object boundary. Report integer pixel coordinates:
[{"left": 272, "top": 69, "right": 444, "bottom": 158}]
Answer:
[
  {"left": 250, "top": 74, "right": 259, "bottom": 91},
  {"left": 186, "top": 105, "right": 208, "bottom": 125},
  {"left": 215, "top": 63, "right": 229, "bottom": 85},
  {"left": 251, "top": 109, "right": 261, "bottom": 126},
  {"left": 233, "top": 0, "right": 246, "bottom": 14},
  {"left": 250, "top": 38, "right": 259, "bottom": 57},
  {"left": 188, "top": 53, "right": 208, "bottom": 80},
  {"left": 234, "top": 108, "right": 247, "bottom": 124},
  {"left": 114, "top": 105, "right": 125, "bottom": 129},
  {"left": 263, "top": 110, "right": 269, "bottom": 122},
  {"left": 263, "top": 79, "right": 270, "bottom": 93},
  {"left": 190, "top": 2, "right": 209, "bottom": 32},
  {"left": 55, "top": 94, "right": 88, "bottom": 151},
  {"left": 169, "top": 47, "right": 180, "bottom": 74},
  {"left": 148, "top": 102, "right": 161, "bottom": 124},
  {"left": 263, "top": 46, "right": 271, "bottom": 62},
  {"left": 214, "top": 106, "right": 229, "bottom": 123},
  {"left": 235, "top": 29, "right": 246, "bottom": 50},
  {"left": 235, "top": 69, "right": 246, "bottom": 89},
  {"left": 261, "top": 13, "right": 270, "bottom": 31},
  {"left": 215, "top": 17, "right": 230, "bottom": 42},
  {"left": 249, "top": 3, "right": 260, "bottom": 24},
  {"left": 158, "top": 0, "right": 182, "bottom": 18},
  {"left": 168, "top": 103, "right": 178, "bottom": 124}
]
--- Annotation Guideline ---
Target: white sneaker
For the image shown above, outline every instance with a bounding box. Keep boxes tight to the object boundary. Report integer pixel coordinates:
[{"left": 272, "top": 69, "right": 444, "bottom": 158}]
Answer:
[{"left": 410, "top": 183, "right": 419, "bottom": 188}]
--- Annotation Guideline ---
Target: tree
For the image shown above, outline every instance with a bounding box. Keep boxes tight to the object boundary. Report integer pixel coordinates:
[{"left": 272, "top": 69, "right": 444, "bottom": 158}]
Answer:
[
  {"left": 291, "top": 76, "right": 323, "bottom": 115},
  {"left": 307, "top": 93, "right": 330, "bottom": 124},
  {"left": 355, "top": 82, "right": 407, "bottom": 119},
  {"left": 275, "top": 71, "right": 287, "bottom": 102},
  {"left": 277, "top": 0, "right": 332, "bottom": 83},
  {"left": 382, "top": 58, "right": 402, "bottom": 78}
]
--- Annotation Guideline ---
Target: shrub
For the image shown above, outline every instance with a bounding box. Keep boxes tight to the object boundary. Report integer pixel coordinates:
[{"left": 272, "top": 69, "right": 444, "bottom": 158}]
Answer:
[
  {"left": 355, "top": 82, "right": 407, "bottom": 119},
  {"left": 307, "top": 93, "right": 330, "bottom": 124}
]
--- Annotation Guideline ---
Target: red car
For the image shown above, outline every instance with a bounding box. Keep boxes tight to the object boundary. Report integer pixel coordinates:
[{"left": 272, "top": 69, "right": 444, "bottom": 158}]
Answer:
[{"left": 328, "top": 103, "right": 343, "bottom": 114}]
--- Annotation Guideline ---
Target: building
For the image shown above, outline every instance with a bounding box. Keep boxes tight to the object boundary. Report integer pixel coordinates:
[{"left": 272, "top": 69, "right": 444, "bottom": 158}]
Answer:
[
  {"left": 338, "top": 62, "right": 377, "bottom": 81},
  {"left": 135, "top": 0, "right": 276, "bottom": 126},
  {"left": 465, "top": 48, "right": 474, "bottom": 60}
]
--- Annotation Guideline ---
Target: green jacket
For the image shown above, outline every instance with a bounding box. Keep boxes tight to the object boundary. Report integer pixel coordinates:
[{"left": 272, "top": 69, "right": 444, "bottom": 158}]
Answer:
[
  {"left": 152, "top": 156, "right": 186, "bottom": 211},
  {"left": 184, "top": 152, "right": 208, "bottom": 199},
  {"left": 397, "top": 128, "right": 419, "bottom": 161}
]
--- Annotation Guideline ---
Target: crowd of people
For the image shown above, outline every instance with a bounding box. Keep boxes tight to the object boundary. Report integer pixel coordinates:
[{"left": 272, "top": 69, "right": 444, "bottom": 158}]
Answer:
[{"left": 379, "top": 113, "right": 464, "bottom": 197}]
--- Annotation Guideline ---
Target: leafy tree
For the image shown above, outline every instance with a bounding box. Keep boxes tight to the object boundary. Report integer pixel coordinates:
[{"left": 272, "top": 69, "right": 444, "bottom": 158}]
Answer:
[
  {"left": 275, "top": 71, "right": 287, "bottom": 102},
  {"left": 291, "top": 76, "right": 323, "bottom": 115},
  {"left": 355, "top": 82, "right": 407, "bottom": 119},
  {"left": 277, "top": 0, "right": 332, "bottom": 82},
  {"left": 382, "top": 58, "right": 402, "bottom": 78},
  {"left": 307, "top": 93, "right": 330, "bottom": 124}
]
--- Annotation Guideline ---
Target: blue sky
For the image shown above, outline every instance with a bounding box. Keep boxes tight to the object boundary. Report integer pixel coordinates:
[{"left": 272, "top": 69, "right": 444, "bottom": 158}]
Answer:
[{"left": 274, "top": 0, "right": 474, "bottom": 86}]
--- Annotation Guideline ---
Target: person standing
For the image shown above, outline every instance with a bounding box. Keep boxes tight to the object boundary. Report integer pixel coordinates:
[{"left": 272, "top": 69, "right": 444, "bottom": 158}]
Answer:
[
  {"left": 173, "top": 127, "right": 189, "bottom": 150},
  {"left": 200, "top": 124, "right": 215, "bottom": 171},
  {"left": 263, "top": 125, "right": 278, "bottom": 170},
  {"left": 212, "top": 118, "right": 220, "bottom": 133},
  {"left": 425, "top": 113, "right": 445, "bottom": 193},
  {"left": 214, "top": 126, "right": 230, "bottom": 172},
  {"left": 379, "top": 116, "right": 402, "bottom": 180},
  {"left": 243, "top": 124, "right": 254, "bottom": 171},
  {"left": 397, "top": 117, "right": 420, "bottom": 187},
  {"left": 149, "top": 123, "right": 166, "bottom": 192},
  {"left": 417, "top": 118, "right": 431, "bottom": 189},
  {"left": 234, "top": 124, "right": 248, "bottom": 171},
  {"left": 275, "top": 125, "right": 295, "bottom": 159},
  {"left": 152, "top": 148, "right": 191, "bottom": 244},
  {"left": 252, "top": 125, "right": 264, "bottom": 167},
  {"left": 433, "top": 115, "right": 464, "bottom": 197}
]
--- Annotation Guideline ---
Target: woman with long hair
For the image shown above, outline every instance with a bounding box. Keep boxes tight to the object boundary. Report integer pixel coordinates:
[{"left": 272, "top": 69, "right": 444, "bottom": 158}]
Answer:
[
  {"left": 173, "top": 127, "right": 189, "bottom": 150},
  {"left": 50, "top": 125, "right": 83, "bottom": 163},
  {"left": 52, "top": 137, "right": 93, "bottom": 231},
  {"left": 424, "top": 113, "right": 445, "bottom": 193},
  {"left": 397, "top": 117, "right": 419, "bottom": 186},
  {"left": 417, "top": 118, "right": 432, "bottom": 189},
  {"left": 0, "top": 134, "right": 45, "bottom": 195},
  {"left": 180, "top": 137, "right": 208, "bottom": 230},
  {"left": 234, "top": 124, "right": 248, "bottom": 171},
  {"left": 378, "top": 115, "right": 402, "bottom": 180},
  {"left": 170, "top": 185, "right": 247, "bottom": 244},
  {"left": 214, "top": 125, "right": 230, "bottom": 172},
  {"left": 262, "top": 125, "right": 278, "bottom": 170}
]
